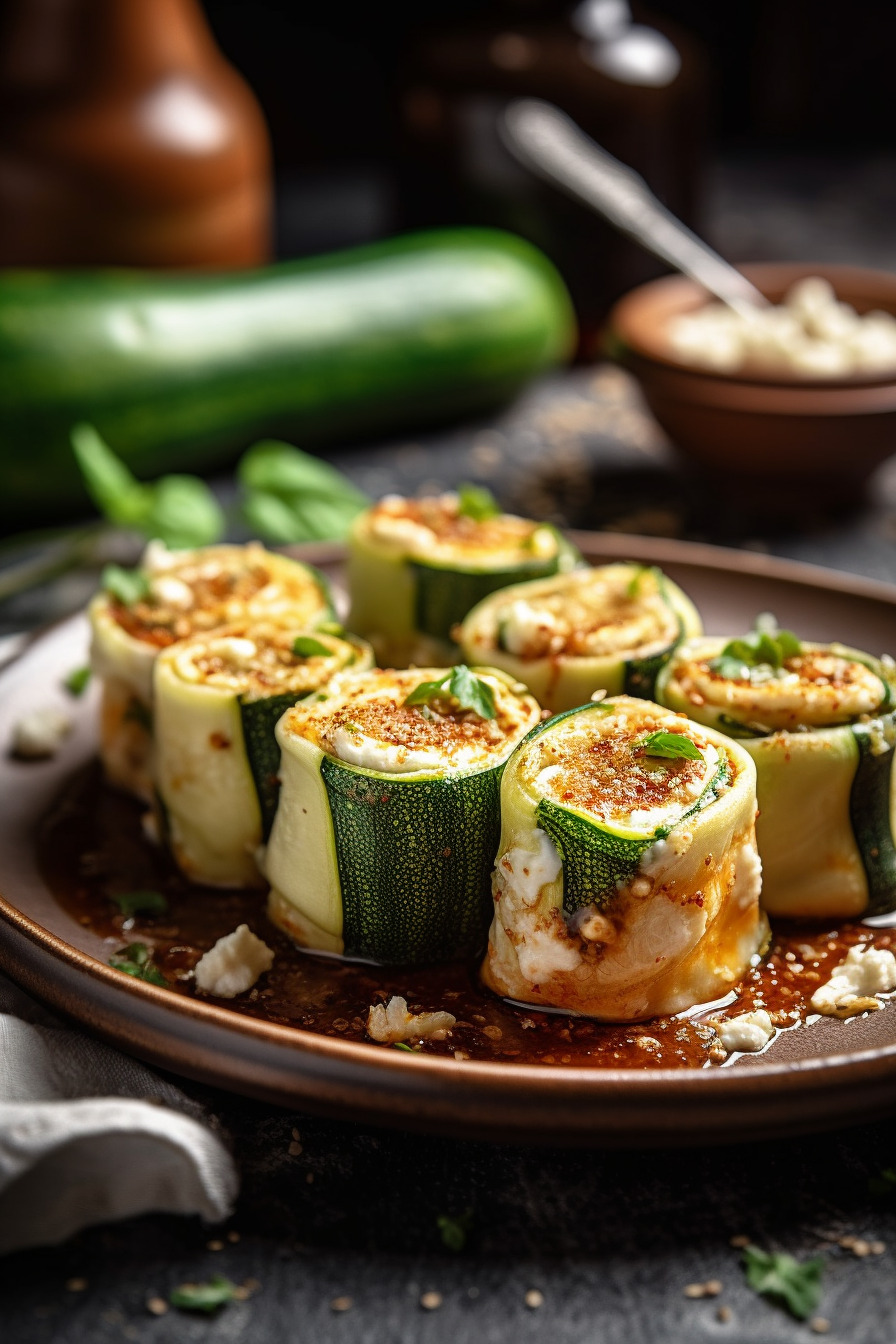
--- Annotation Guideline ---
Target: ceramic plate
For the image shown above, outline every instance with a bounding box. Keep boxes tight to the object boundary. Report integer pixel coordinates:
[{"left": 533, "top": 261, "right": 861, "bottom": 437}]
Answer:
[{"left": 3, "top": 533, "right": 896, "bottom": 1146}]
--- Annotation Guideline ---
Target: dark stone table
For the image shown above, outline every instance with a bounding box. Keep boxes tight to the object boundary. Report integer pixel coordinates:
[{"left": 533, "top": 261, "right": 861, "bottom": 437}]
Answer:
[{"left": 4, "top": 153, "right": 896, "bottom": 1342}]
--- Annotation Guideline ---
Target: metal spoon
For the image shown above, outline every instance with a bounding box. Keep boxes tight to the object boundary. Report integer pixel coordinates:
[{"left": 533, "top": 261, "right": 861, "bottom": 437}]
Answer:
[{"left": 501, "top": 98, "right": 768, "bottom": 318}]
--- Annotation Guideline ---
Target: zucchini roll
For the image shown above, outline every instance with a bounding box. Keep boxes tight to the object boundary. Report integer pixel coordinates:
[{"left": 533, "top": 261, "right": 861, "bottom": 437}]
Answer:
[
  {"left": 655, "top": 624, "right": 896, "bottom": 918},
  {"left": 89, "top": 541, "right": 334, "bottom": 801},
  {"left": 154, "top": 623, "right": 373, "bottom": 888},
  {"left": 459, "top": 562, "right": 702, "bottom": 714},
  {"left": 346, "top": 490, "right": 580, "bottom": 667},
  {"left": 264, "top": 665, "right": 541, "bottom": 964},
  {"left": 483, "top": 696, "right": 766, "bottom": 1020}
]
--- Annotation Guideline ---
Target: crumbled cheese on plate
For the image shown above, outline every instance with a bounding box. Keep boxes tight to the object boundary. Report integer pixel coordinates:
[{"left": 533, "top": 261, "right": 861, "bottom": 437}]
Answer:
[
  {"left": 366, "top": 995, "right": 456, "bottom": 1043},
  {"left": 194, "top": 924, "right": 274, "bottom": 998}
]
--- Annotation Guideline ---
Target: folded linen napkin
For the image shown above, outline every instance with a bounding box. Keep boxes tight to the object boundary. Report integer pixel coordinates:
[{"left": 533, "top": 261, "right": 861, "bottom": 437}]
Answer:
[{"left": 0, "top": 973, "right": 238, "bottom": 1255}]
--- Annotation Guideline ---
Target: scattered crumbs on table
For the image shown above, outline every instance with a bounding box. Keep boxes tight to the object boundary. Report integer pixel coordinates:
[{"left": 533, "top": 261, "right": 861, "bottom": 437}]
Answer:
[
  {"left": 207, "top": 1239, "right": 224, "bottom": 1251},
  {"left": 226, "top": 1230, "right": 240, "bottom": 1243},
  {"left": 289, "top": 1140, "right": 303, "bottom": 1156},
  {"left": 810, "top": 1319, "right": 831, "bottom": 1334},
  {"left": 524, "top": 1289, "right": 544, "bottom": 1309},
  {"left": 729, "top": 1235, "right": 750, "bottom": 1248},
  {"left": 65, "top": 1278, "right": 88, "bottom": 1292},
  {"left": 146, "top": 1298, "right": 168, "bottom": 1316},
  {"left": 716, "top": 1305, "right": 733, "bottom": 1324},
  {"left": 306, "top": 1172, "right": 314, "bottom": 1183},
  {"left": 330, "top": 1296, "right": 353, "bottom": 1313},
  {"left": 684, "top": 1280, "right": 722, "bottom": 1299},
  {"left": 291, "top": 1127, "right": 301, "bottom": 1141},
  {"left": 420, "top": 1291, "right": 443, "bottom": 1311}
]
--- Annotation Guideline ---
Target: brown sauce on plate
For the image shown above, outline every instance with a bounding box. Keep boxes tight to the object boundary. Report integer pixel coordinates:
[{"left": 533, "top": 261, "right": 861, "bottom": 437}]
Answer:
[{"left": 39, "top": 764, "right": 895, "bottom": 1070}]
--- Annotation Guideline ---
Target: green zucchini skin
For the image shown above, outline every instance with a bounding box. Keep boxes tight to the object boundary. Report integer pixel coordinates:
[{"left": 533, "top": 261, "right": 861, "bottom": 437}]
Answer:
[
  {"left": 850, "top": 719, "right": 896, "bottom": 916},
  {"left": 320, "top": 756, "right": 501, "bottom": 964},
  {"left": 0, "top": 229, "right": 575, "bottom": 516}
]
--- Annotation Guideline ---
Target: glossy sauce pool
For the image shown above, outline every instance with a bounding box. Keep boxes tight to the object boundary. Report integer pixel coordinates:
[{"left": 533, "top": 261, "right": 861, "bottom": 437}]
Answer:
[{"left": 40, "top": 764, "right": 895, "bottom": 1070}]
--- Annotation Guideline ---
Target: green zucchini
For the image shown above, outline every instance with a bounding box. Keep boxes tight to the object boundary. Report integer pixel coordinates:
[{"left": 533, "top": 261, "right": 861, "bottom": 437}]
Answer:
[
  {"left": 154, "top": 622, "right": 372, "bottom": 887},
  {"left": 655, "top": 632, "right": 896, "bottom": 918},
  {"left": 482, "top": 695, "right": 767, "bottom": 1020},
  {"left": 89, "top": 541, "right": 334, "bottom": 801},
  {"left": 459, "top": 562, "right": 702, "bottom": 714},
  {"left": 0, "top": 230, "right": 575, "bottom": 517},
  {"left": 263, "top": 666, "right": 541, "bottom": 964},
  {"left": 346, "top": 493, "right": 580, "bottom": 667}
]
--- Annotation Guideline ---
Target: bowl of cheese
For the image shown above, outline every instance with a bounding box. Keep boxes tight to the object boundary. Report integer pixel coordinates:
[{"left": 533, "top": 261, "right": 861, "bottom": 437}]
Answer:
[{"left": 606, "top": 262, "right": 896, "bottom": 495}]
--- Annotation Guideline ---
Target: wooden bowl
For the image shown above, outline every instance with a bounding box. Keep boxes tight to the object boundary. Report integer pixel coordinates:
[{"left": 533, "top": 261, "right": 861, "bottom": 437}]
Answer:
[{"left": 606, "top": 263, "right": 896, "bottom": 497}]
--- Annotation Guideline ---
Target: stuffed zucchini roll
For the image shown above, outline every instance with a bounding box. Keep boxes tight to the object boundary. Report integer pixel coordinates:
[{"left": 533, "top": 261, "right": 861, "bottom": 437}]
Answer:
[
  {"left": 154, "top": 623, "right": 373, "bottom": 888},
  {"left": 483, "top": 696, "right": 766, "bottom": 1020},
  {"left": 655, "top": 621, "right": 896, "bottom": 919},
  {"left": 346, "top": 489, "right": 580, "bottom": 667},
  {"left": 264, "top": 664, "right": 541, "bottom": 964},
  {"left": 89, "top": 541, "right": 334, "bottom": 801},
  {"left": 459, "top": 562, "right": 701, "bottom": 714}
]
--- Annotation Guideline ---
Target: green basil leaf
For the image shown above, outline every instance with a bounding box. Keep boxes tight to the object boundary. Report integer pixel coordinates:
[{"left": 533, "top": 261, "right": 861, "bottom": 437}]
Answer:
[
  {"left": 742, "top": 1246, "right": 825, "bottom": 1321},
  {"left": 457, "top": 482, "right": 500, "bottom": 521},
  {"left": 71, "top": 423, "right": 148, "bottom": 526},
  {"left": 447, "top": 665, "right": 497, "bottom": 719},
  {"left": 141, "top": 474, "right": 225, "bottom": 549},
  {"left": 238, "top": 442, "right": 368, "bottom": 543},
  {"left": 776, "top": 628, "right": 803, "bottom": 658},
  {"left": 102, "top": 563, "right": 150, "bottom": 606},
  {"left": 708, "top": 654, "right": 751, "bottom": 681},
  {"left": 437, "top": 1208, "right": 474, "bottom": 1252},
  {"left": 634, "top": 730, "right": 702, "bottom": 761},
  {"left": 72, "top": 425, "right": 223, "bottom": 547},
  {"left": 404, "top": 667, "right": 497, "bottom": 720},
  {"left": 63, "top": 666, "right": 92, "bottom": 697},
  {"left": 241, "top": 490, "right": 305, "bottom": 545},
  {"left": 625, "top": 564, "right": 662, "bottom": 598},
  {"left": 109, "top": 942, "right": 167, "bottom": 986},
  {"left": 169, "top": 1276, "right": 239, "bottom": 1314},
  {"left": 392, "top": 1041, "right": 418, "bottom": 1052},
  {"left": 112, "top": 891, "right": 169, "bottom": 917},
  {"left": 292, "top": 636, "right": 332, "bottom": 658}
]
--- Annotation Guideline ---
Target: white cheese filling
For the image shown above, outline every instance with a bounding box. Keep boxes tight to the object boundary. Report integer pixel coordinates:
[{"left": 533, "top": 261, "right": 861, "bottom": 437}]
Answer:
[
  {"left": 810, "top": 944, "right": 896, "bottom": 1015},
  {"left": 193, "top": 924, "right": 274, "bottom": 999},
  {"left": 328, "top": 725, "right": 491, "bottom": 775},
  {"left": 11, "top": 707, "right": 73, "bottom": 759},
  {"left": 366, "top": 995, "right": 456, "bottom": 1042},
  {"left": 715, "top": 1009, "right": 775, "bottom": 1054}
]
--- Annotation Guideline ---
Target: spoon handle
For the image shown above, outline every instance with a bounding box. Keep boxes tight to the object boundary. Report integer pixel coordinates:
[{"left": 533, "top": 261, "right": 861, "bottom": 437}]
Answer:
[{"left": 501, "top": 98, "right": 768, "bottom": 318}]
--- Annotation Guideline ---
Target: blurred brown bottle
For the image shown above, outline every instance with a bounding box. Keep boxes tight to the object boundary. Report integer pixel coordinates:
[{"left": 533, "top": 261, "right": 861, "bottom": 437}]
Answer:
[
  {"left": 0, "top": 0, "right": 271, "bottom": 267},
  {"left": 398, "top": 1, "right": 707, "bottom": 355}
]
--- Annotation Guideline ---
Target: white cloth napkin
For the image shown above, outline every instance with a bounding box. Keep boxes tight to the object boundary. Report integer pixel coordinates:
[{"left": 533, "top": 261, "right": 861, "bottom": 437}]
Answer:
[{"left": 0, "top": 973, "right": 238, "bottom": 1255}]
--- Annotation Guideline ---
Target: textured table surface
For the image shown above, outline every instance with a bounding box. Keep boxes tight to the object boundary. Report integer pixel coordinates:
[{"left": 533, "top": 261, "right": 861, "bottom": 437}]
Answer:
[{"left": 4, "top": 155, "right": 896, "bottom": 1343}]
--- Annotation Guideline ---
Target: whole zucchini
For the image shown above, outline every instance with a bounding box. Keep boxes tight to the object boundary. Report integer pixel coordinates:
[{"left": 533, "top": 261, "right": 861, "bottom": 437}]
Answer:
[{"left": 0, "top": 229, "right": 575, "bottom": 516}]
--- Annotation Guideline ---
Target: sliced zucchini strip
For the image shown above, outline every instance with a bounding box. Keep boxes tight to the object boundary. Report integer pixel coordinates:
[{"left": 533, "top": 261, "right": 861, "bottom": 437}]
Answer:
[
  {"left": 89, "top": 540, "right": 334, "bottom": 801},
  {"left": 483, "top": 695, "right": 766, "bottom": 1020},
  {"left": 656, "top": 634, "right": 896, "bottom": 918},
  {"left": 346, "top": 493, "right": 580, "bottom": 667},
  {"left": 154, "top": 622, "right": 373, "bottom": 888},
  {"left": 264, "top": 666, "right": 541, "bottom": 964},
  {"left": 459, "top": 562, "right": 702, "bottom": 714}
]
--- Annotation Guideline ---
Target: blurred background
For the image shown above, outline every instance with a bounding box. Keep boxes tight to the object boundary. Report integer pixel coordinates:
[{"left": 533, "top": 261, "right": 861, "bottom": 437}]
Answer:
[{"left": 2, "top": 0, "right": 896, "bottom": 622}]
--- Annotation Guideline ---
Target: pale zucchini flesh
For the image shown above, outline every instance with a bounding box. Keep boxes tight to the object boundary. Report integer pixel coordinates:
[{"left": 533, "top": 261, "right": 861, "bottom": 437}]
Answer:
[
  {"left": 346, "top": 495, "right": 579, "bottom": 667},
  {"left": 483, "top": 696, "right": 767, "bottom": 1020},
  {"left": 89, "top": 542, "right": 335, "bottom": 801},
  {"left": 264, "top": 666, "right": 542, "bottom": 965},
  {"left": 153, "top": 625, "right": 372, "bottom": 888},
  {"left": 656, "top": 636, "right": 896, "bottom": 918},
  {"left": 458, "top": 563, "right": 702, "bottom": 714}
]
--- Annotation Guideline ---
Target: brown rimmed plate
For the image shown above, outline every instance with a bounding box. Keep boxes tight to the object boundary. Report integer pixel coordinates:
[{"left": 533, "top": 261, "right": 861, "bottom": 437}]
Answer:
[{"left": 3, "top": 532, "right": 896, "bottom": 1147}]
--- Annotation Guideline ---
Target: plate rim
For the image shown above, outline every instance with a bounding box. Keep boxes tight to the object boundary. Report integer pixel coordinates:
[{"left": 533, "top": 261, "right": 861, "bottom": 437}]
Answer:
[{"left": 4, "top": 530, "right": 896, "bottom": 1142}]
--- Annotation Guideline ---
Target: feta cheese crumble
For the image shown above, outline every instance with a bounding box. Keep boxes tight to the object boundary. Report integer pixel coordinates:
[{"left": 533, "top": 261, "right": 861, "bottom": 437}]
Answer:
[
  {"left": 713, "top": 1008, "right": 775, "bottom": 1054},
  {"left": 810, "top": 943, "right": 896, "bottom": 1017},
  {"left": 193, "top": 924, "right": 274, "bottom": 998},
  {"left": 11, "top": 707, "right": 72, "bottom": 759},
  {"left": 366, "top": 995, "right": 456, "bottom": 1043}
]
